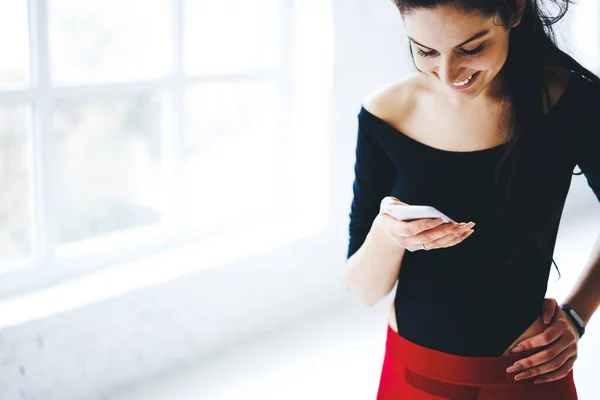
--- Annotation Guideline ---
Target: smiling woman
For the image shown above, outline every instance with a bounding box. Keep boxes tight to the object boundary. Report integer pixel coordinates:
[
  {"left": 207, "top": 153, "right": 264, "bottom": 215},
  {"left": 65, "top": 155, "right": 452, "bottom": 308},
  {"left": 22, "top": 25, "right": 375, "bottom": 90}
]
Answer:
[
  {"left": 345, "top": 0, "right": 600, "bottom": 399},
  {"left": 404, "top": 6, "right": 515, "bottom": 99}
]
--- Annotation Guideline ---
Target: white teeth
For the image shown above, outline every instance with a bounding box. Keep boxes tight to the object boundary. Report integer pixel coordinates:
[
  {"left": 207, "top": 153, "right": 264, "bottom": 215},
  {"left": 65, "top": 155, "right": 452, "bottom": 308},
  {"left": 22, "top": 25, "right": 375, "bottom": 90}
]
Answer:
[{"left": 453, "top": 73, "right": 474, "bottom": 86}]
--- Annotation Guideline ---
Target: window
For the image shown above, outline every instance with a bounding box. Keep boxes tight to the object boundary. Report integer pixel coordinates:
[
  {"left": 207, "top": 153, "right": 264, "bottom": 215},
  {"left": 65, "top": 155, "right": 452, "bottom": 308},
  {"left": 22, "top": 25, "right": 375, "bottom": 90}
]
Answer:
[
  {"left": 0, "top": 105, "right": 32, "bottom": 266},
  {"left": 48, "top": 0, "right": 172, "bottom": 85},
  {"left": 0, "top": 0, "right": 30, "bottom": 85},
  {"left": 0, "top": 0, "right": 331, "bottom": 296}
]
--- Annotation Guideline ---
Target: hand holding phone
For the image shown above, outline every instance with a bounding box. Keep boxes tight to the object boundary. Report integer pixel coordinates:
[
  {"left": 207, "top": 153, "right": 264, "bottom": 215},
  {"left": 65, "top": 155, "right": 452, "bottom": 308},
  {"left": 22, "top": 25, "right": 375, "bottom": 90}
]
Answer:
[
  {"left": 381, "top": 204, "right": 456, "bottom": 224},
  {"left": 376, "top": 197, "right": 474, "bottom": 252}
]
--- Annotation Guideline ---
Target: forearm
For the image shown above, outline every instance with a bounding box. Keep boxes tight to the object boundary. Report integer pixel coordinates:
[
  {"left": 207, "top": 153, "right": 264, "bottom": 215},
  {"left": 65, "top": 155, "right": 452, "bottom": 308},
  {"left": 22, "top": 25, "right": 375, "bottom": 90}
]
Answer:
[
  {"left": 563, "top": 231, "right": 600, "bottom": 325},
  {"left": 345, "top": 214, "right": 406, "bottom": 307}
]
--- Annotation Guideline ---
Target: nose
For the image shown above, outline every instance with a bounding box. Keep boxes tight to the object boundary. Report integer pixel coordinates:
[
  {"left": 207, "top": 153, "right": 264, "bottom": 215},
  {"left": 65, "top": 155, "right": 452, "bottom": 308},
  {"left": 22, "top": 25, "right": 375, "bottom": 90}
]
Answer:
[{"left": 437, "top": 54, "right": 462, "bottom": 85}]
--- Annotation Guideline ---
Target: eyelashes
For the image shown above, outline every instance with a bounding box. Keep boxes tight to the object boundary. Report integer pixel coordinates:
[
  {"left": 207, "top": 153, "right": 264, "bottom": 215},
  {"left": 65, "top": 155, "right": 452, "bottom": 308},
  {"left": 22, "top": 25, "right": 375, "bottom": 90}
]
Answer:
[
  {"left": 461, "top": 45, "right": 485, "bottom": 56},
  {"left": 416, "top": 44, "right": 485, "bottom": 58},
  {"left": 416, "top": 49, "right": 436, "bottom": 57}
]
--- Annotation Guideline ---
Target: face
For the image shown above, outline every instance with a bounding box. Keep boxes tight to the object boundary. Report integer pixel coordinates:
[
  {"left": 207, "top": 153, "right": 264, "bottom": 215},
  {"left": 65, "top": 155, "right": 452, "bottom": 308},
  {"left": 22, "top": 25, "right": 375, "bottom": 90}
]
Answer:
[{"left": 403, "top": 6, "right": 518, "bottom": 101}]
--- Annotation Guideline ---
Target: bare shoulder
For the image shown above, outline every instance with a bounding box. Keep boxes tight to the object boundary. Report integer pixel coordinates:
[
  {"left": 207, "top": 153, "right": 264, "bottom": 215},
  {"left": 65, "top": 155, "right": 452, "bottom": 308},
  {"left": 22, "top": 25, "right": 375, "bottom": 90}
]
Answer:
[{"left": 362, "top": 72, "right": 426, "bottom": 122}]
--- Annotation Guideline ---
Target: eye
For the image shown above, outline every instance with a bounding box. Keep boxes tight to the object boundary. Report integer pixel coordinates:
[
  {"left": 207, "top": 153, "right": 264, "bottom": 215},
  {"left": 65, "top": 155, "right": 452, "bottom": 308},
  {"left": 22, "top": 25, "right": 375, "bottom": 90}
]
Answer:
[
  {"left": 416, "top": 48, "right": 437, "bottom": 57},
  {"left": 460, "top": 44, "right": 485, "bottom": 56}
]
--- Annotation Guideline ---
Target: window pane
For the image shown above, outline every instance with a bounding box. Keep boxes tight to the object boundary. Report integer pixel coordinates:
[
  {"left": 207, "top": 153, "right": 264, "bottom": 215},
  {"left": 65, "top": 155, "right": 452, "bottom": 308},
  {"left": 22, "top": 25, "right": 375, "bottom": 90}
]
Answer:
[
  {"left": 566, "top": 2, "right": 600, "bottom": 73},
  {"left": 0, "top": 0, "right": 30, "bottom": 85},
  {"left": 48, "top": 0, "right": 171, "bottom": 85},
  {"left": 182, "top": 81, "right": 279, "bottom": 229},
  {"left": 0, "top": 105, "right": 32, "bottom": 266},
  {"left": 52, "top": 94, "right": 164, "bottom": 245},
  {"left": 184, "top": 0, "right": 280, "bottom": 75}
]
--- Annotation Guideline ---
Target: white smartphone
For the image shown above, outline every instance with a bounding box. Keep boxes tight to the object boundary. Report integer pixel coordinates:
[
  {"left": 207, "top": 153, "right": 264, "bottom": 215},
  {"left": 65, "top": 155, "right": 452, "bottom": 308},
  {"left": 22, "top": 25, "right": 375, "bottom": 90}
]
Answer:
[{"left": 381, "top": 204, "right": 456, "bottom": 224}]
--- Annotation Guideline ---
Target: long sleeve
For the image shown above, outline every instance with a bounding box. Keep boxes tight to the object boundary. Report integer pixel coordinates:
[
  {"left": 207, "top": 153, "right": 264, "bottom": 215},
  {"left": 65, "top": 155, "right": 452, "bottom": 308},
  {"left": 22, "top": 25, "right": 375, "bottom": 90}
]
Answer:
[
  {"left": 347, "top": 114, "right": 397, "bottom": 259},
  {"left": 573, "top": 76, "right": 600, "bottom": 201}
]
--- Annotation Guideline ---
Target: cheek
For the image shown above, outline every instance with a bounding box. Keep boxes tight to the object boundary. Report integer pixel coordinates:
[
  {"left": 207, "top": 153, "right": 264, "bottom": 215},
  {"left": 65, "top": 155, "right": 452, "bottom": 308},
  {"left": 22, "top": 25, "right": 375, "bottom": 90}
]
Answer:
[
  {"left": 468, "top": 49, "right": 507, "bottom": 72},
  {"left": 471, "top": 55, "right": 500, "bottom": 71},
  {"left": 479, "top": 43, "right": 509, "bottom": 70},
  {"left": 413, "top": 57, "right": 436, "bottom": 73}
]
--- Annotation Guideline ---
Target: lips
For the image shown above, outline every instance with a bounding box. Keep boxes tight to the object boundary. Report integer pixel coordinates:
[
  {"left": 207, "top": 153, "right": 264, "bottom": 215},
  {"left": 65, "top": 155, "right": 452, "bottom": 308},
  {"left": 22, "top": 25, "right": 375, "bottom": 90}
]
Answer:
[{"left": 448, "top": 71, "right": 480, "bottom": 90}]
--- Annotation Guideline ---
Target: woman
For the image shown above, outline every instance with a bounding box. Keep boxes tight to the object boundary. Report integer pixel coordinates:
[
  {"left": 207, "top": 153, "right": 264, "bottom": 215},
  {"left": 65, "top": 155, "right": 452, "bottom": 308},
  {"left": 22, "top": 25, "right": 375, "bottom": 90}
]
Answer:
[{"left": 345, "top": 0, "right": 600, "bottom": 398}]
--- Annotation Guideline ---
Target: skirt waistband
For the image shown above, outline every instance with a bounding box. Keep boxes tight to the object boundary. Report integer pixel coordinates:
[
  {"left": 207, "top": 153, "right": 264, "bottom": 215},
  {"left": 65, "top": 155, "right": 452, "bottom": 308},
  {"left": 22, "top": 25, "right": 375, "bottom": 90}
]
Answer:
[{"left": 385, "top": 324, "right": 540, "bottom": 387}]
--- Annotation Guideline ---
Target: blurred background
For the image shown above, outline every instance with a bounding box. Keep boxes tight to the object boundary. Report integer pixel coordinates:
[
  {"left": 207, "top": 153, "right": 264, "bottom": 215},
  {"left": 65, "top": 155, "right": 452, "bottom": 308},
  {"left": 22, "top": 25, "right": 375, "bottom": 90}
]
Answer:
[{"left": 0, "top": 0, "right": 599, "bottom": 399}]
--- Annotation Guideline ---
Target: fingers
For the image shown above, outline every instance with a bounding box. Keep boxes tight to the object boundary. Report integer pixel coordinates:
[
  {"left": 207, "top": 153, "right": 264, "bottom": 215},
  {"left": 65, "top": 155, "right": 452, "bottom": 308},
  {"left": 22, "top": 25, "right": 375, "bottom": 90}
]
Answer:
[
  {"left": 533, "top": 356, "right": 577, "bottom": 384},
  {"left": 543, "top": 298, "right": 558, "bottom": 324},
  {"left": 403, "top": 222, "right": 475, "bottom": 252},
  {"left": 377, "top": 197, "right": 476, "bottom": 252},
  {"left": 508, "top": 307, "right": 579, "bottom": 384},
  {"left": 419, "top": 222, "right": 475, "bottom": 246},
  {"left": 508, "top": 334, "right": 569, "bottom": 371},
  {"left": 436, "top": 227, "right": 475, "bottom": 248},
  {"left": 510, "top": 340, "right": 575, "bottom": 380},
  {"left": 404, "top": 221, "right": 474, "bottom": 251},
  {"left": 401, "top": 218, "right": 446, "bottom": 237},
  {"left": 380, "top": 196, "right": 407, "bottom": 210},
  {"left": 515, "top": 350, "right": 572, "bottom": 381},
  {"left": 509, "top": 322, "right": 568, "bottom": 354},
  {"left": 399, "top": 219, "right": 445, "bottom": 251}
]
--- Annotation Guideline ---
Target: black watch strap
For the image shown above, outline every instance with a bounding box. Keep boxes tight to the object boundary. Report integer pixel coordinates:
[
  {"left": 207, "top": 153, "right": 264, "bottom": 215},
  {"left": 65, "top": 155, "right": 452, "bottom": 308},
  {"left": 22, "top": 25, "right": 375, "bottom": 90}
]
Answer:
[{"left": 560, "top": 304, "right": 585, "bottom": 339}]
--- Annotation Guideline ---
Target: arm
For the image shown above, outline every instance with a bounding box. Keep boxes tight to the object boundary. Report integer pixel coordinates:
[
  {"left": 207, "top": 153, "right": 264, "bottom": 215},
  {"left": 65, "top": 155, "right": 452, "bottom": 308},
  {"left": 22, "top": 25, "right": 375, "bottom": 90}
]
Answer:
[
  {"left": 345, "top": 94, "right": 404, "bottom": 307},
  {"left": 346, "top": 214, "right": 406, "bottom": 307},
  {"left": 563, "top": 77, "right": 600, "bottom": 326},
  {"left": 501, "top": 75, "right": 600, "bottom": 383},
  {"left": 562, "top": 231, "right": 600, "bottom": 325}
]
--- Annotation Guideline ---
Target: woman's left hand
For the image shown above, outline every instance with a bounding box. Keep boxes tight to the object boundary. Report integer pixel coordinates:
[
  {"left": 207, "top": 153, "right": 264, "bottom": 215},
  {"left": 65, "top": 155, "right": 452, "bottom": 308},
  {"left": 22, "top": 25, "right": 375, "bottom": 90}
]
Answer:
[{"left": 505, "top": 298, "right": 579, "bottom": 384}]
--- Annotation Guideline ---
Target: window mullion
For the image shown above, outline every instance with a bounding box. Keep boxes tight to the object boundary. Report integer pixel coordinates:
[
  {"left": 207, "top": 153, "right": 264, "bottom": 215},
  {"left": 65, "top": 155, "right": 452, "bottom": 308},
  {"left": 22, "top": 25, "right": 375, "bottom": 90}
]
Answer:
[
  {"left": 28, "top": 0, "right": 56, "bottom": 269},
  {"left": 171, "top": 0, "right": 185, "bottom": 227},
  {"left": 275, "top": 0, "right": 295, "bottom": 215}
]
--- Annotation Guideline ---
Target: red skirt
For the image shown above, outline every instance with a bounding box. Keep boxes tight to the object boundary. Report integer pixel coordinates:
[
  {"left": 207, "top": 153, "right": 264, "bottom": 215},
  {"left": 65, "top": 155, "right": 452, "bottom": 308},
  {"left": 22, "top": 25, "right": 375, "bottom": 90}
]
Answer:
[{"left": 377, "top": 324, "right": 578, "bottom": 399}]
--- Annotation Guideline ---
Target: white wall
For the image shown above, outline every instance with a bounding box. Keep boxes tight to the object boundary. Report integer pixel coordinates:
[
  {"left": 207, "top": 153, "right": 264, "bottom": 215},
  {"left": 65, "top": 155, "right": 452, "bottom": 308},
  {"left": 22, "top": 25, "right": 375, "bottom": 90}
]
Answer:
[{"left": 1, "top": 1, "right": 599, "bottom": 399}]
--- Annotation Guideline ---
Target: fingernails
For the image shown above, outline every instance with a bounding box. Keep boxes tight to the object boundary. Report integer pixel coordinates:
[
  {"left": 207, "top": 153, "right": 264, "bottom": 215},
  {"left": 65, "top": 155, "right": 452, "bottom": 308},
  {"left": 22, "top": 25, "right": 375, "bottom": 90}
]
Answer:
[
  {"left": 455, "top": 222, "right": 474, "bottom": 230},
  {"left": 514, "top": 371, "right": 531, "bottom": 380},
  {"left": 509, "top": 345, "right": 524, "bottom": 354},
  {"left": 427, "top": 219, "right": 443, "bottom": 228},
  {"left": 506, "top": 363, "right": 523, "bottom": 373}
]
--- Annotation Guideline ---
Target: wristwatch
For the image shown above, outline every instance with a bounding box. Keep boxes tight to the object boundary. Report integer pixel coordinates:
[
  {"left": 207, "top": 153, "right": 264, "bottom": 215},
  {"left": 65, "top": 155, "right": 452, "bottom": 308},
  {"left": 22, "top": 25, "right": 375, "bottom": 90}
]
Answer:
[{"left": 560, "top": 304, "right": 585, "bottom": 339}]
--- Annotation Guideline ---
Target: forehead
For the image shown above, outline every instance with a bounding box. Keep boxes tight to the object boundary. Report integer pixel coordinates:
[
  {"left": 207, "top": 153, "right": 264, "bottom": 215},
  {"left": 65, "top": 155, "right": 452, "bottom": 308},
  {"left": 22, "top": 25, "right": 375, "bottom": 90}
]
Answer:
[{"left": 403, "top": 6, "right": 502, "bottom": 48}]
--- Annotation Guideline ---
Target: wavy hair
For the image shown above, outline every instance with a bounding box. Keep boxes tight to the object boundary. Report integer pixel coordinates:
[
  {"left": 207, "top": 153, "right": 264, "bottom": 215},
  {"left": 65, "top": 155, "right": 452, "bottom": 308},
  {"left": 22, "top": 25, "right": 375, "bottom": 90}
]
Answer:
[{"left": 392, "top": 0, "right": 600, "bottom": 278}]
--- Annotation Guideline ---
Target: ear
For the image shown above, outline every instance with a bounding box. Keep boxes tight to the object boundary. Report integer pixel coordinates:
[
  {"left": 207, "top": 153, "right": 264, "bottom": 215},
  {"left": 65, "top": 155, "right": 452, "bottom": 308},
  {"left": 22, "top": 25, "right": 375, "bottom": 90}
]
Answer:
[{"left": 510, "top": 0, "right": 526, "bottom": 28}]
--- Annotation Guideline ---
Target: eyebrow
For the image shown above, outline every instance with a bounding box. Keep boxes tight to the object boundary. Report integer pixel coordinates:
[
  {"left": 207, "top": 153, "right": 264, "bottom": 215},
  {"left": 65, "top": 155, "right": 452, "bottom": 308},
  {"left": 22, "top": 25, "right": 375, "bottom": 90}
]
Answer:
[{"left": 408, "top": 29, "right": 490, "bottom": 50}]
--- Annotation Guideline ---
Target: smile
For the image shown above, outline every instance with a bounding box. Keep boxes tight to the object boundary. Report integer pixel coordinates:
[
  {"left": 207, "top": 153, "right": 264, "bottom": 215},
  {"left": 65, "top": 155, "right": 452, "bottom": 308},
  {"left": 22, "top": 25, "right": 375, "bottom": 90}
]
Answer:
[
  {"left": 453, "top": 74, "right": 474, "bottom": 86},
  {"left": 449, "top": 71, "right": 480, "bottom": 90}
]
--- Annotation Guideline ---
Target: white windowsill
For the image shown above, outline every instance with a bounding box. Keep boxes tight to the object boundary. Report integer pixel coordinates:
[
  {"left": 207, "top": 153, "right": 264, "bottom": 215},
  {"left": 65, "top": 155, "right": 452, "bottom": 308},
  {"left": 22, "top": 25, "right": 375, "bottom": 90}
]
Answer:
[{"left": 0, "top": 213, "right": 327, "bottom": 330}]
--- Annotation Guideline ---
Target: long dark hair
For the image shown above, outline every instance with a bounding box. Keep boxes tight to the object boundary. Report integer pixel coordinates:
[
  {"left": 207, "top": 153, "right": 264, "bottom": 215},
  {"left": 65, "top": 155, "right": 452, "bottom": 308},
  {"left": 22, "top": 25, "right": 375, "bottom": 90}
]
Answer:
[{"left": 393, "top": 0, "right": 600, "bottom": 278}]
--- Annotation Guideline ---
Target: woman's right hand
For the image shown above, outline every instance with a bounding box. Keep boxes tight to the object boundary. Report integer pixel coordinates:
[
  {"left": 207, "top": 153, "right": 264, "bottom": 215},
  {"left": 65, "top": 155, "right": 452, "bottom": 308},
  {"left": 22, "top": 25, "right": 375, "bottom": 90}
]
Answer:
[{"left": 375, "top": 196, "right": 475, "bottom": 252}]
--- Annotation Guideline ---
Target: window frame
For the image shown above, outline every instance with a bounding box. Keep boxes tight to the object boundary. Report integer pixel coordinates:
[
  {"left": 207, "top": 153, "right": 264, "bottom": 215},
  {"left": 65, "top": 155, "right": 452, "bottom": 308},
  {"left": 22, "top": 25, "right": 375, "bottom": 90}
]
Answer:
[{"left": 0, "top": 0, "right": 315, "bottom": 299}]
